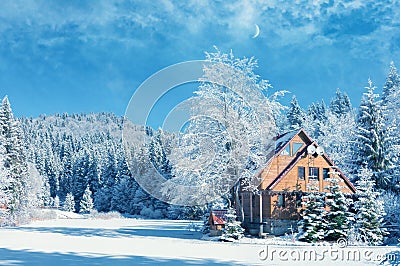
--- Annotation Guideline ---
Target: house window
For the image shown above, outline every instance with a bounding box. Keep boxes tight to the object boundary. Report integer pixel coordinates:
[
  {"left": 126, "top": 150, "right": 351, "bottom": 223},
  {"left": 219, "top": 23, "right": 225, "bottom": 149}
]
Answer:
[
  {"left": 292, "top": 142, "right": 303, "bottom": 155},
  {"left": 323, "top": 168, "right": 330, "bottom": 180},
  {"left": 309, "top": 167, "right": 319, "bottom": 180},
  {"left": 278, "top": 194, "right": 285, "bottom": 207},
  {"left": 298, "top": 166, "right": 305, "bottom": 180},
  {"left": 281, "top": 145, "right": 290, "bottom": 156}
]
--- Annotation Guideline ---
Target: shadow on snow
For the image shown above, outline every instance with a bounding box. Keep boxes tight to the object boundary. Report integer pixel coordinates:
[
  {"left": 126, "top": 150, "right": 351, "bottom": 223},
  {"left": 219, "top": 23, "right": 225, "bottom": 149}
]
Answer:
[
  {"left": 0, "top": 248, "right": 236, "bottom": 266},
  {"left": 15, "top": 221, "right": 203, "bottom": 240}
]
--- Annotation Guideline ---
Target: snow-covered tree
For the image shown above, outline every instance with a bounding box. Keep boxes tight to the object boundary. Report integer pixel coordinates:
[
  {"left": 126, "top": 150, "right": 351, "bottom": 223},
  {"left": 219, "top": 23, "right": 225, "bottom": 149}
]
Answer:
[
  {"left": 220, "top": 207, "right": 244, "bottom": 241},
  {"left": 79, "top": 185, "right": 94, "bottom": 213},
  {"left": 317, "top": 111, "right": 355, "bottom": 173},
  {"left": 325, "top": 176, "right": 353, "bottom": 241},
  {"left": 286, "top": 95, "right": 305, "bottom": 130},
  {"left": 329, "top": 89, "right": 352, "bottom": 117},
  {"left": 382, "top": 61, "right": 400, "bottom": 106},
  {"left": 63, "top": 192, "right": 75, "bottom": 212},
  {"left": 0, "top": 96, "right": 29, "bottom": 224},
  {"left": 53, "top": 195, "right": 60, "bottom": 209},
  {"left": 148, "top": 129, "right": 172, "bottom": 179},
  {"left": 378, "top": 191, "right": 400, "bottom": 244},
  {"left": 298, "top": 185, "right": 327, "bottom": 243},
  {"left": 163, "top": 48, "right": 279, "bottom": 217},
  {"left": 350, "top": 79, "right": 395, "bottom": 189},
  {"left": 25, "top": 163, "right": 49, "bottom": 208},
  {"left": 381, "top": 62, "right": 400, "bottom": 190},
  {"left": 94, "top": 152, "right": 118, "bottom": 212},
  {"left": 303, "top": 100, "right": 327, "bottom": 139},
  {"left": 353, "top": 168, "right": 386, "bottom": 245},
  {"left": 0, "top": 147, "right": 10, "bottom": 225}
]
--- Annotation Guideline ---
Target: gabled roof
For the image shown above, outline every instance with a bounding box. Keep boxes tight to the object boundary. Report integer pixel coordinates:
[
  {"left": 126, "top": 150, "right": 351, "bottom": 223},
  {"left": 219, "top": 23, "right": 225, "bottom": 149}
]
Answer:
[
  {"left": 209, "top": 210, "right": 227, "bottom": 225},
  {"left": 260, "top": 128, "right": 356, "bottom": 193},
  {"left": 274, "top": 129, "right": 299, "bottom": 154}
]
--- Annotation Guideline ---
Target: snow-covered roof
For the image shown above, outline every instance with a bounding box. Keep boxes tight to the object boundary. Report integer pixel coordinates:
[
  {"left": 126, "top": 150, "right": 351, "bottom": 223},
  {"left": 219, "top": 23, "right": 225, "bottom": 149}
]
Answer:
[
  {"left": 209, "top": 210, "right": 227, "bottom": 225},
  {"left": 274, "top": 129, "right": 299, "bottom": 154}
]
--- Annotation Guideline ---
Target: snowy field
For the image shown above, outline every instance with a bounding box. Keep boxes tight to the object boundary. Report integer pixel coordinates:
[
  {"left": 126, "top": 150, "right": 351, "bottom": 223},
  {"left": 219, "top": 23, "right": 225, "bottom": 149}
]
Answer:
[{"left": 0, "top": 214, "right": 399, "bottom": 266}]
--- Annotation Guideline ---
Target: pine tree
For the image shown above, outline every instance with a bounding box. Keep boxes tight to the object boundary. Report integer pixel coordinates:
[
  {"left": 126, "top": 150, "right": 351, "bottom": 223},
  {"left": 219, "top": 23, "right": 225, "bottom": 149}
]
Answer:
[
  {"left": 0, "top": 96, "right": 29, "bottom": 224},
  {"left": 304, "top": 100, "right": 327, "bottom": 139},
  {"left": 353, "top": 168, "right": 386, "bottom": 245},
  {"left": 350, "top": 79, "right": 394, "bottom": 189},
  {"left": 94, "top": 152, "right": 118, "bottom": 212},
  {"left": 220, "top": 207, "right": 244, "bottom": 241},
  {"left": 63, "top": 193, "right": 75, "bottom": 212},
  {"left": 382, "top": 61, "right": 400, "bottom": 106},
  {"left": 298, "top": 185, "right": 327, "bottom": 242},
  {"left": 329, "top": 89, "right": 352, "bottom": 117},
  {"left": 325, "top": 176, "right": 353, "bottom": 241},
  {"left": 0, "top": 142, "right": 10, "bottom": 224},
  {"left": 317, "top": 111, "right": 355, "bottom": 174},
  {"left": 286, "top": 95, "right": 305, "bottom": 130},
  {"left": 71, "top": 150, "right": 90, "bottom": 208},
  {"left": 381, "top": 62, "right": 400, "bottom": 190},
  {"left": 79, "top": 185, "right": 94, "bottom": 213},
  {"left": 53, "top": 195, "right": 60, "bottom": 208}
]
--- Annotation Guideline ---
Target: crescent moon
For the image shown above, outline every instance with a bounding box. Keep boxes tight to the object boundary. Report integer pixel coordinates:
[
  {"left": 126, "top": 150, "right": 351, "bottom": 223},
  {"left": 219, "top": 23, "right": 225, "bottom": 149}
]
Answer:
[{"left": 252, "top": 24, "right": 260, "bottom": 38}]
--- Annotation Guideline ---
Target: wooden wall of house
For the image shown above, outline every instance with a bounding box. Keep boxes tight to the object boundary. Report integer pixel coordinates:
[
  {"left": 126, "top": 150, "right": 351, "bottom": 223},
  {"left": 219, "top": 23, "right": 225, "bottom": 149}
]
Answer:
[
  {"left": 241, "top": 130, "right": 355, "bottom": 228},
  {"left": 259, "top": 133, "right": 354, "bottom": 194},
  {"left": 242, "top": 192, "right": 302, "bottom": 222},
  {"left": 242, "top": 192, "right": 272, "bottom": 223}
]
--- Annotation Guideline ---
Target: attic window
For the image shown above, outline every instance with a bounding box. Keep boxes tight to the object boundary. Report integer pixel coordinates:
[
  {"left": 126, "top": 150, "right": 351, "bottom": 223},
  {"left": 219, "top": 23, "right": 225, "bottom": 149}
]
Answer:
[
  {"left": 292, "top": 142, "right": 303, "bottom": 154},
  {"left": 281, "top": 145, "right": 290, "bottom": 156}
]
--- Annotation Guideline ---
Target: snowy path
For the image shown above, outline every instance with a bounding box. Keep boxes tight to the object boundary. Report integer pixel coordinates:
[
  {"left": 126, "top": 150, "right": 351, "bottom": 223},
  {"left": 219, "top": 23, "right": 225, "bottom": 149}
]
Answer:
[{"left": 0, "top": 218, "right": 399, "bottom": 265}]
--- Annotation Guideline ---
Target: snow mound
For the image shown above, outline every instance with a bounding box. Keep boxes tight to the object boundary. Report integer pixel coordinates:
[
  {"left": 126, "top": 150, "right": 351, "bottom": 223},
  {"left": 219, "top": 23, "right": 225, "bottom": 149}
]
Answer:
[{"left": 54, "top": 210, "right": 84, "bottom": 219}]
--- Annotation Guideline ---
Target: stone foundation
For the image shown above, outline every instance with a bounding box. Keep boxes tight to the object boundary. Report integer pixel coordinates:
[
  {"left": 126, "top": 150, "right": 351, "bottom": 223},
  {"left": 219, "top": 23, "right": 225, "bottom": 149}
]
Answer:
[{"left": 245, "top": 219, "right": 298, "bottom": 236}]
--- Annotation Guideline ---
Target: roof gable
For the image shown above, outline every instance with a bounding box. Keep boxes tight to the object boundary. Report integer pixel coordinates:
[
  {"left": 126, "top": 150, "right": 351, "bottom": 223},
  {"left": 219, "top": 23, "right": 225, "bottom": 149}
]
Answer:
[
  {"left": 259, "top": 128, "right": 356, "bottom": 193},
  {"left": 208, "top": 210, "right": 227, "bottom": 225}
]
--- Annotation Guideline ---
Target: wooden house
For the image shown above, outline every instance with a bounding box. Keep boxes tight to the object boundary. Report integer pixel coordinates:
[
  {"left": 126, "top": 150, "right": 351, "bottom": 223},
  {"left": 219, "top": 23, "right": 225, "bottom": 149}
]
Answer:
[{"left": 239, "top": 128, "right": 356, "bottom": 236}]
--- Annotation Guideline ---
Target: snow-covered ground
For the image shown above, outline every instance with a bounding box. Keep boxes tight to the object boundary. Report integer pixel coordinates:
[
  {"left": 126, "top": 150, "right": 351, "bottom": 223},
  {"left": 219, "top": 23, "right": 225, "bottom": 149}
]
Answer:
[{"left": 0, "top": 213, "right": 399, "bottom": 266}]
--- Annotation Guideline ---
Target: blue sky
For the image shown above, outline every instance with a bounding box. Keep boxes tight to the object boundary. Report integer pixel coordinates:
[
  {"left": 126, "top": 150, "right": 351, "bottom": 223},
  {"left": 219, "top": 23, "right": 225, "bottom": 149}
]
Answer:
[{"left": 0, "top": 0, "right": 399, "bottom": 123}]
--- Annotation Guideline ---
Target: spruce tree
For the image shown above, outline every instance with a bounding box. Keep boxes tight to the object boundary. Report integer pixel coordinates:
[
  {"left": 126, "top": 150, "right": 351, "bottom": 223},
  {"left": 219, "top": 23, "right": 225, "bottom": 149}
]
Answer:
[
  {"left": 286, "top": 95, "right": 305, "bottom": 130},
  {"left": 353, "top": 168, "right": 386, "bottom": 245},
  {"left": 325, "top": 177, "right": 352, "bottom": 241},
  {"left": 304, "top": 100, "right": 327, "bottom": 138},
  {"left": 329, "top": 89, "right": 352, "bottom": 117},
  {"left": 0, "top": 96, "right": 29, "bottom": 224},
  {"left": 382, "top": 61, "right": 400, "bottom": 106},
  {"left": 79, "top": 185, "right": 94, "bottom": 213},
  {"left": 63, "top": 192, "right": 75, "bottom": 212},
  {"left": 381, "top": 62, "right": 400, "bottom": 190},
  {"left": 220, "top": 207, "right": 244, "bottom": 241},
  {"left": 298, "top": 185, "right": 327, "bottom": 242},
  {"left": 350, "top": 79, "right": 394, "bottom": 189},
  {"left": 53, "top": 195, "right": 60, "bottom": 208},
  {"left": 0, "top": 143, "right": 10, "bottom": 224}
]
